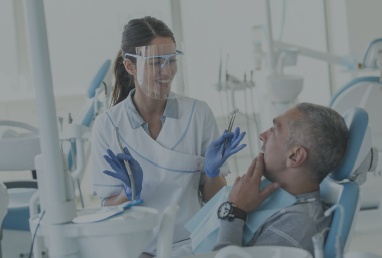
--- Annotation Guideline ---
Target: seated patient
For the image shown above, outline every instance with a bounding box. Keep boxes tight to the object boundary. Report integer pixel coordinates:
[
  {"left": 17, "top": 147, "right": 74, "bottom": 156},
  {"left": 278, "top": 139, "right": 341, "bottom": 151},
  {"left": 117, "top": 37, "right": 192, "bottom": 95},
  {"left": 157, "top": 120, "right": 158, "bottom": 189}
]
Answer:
[{"left": 213, "top": 102, "right": 349, "bottom": 255}]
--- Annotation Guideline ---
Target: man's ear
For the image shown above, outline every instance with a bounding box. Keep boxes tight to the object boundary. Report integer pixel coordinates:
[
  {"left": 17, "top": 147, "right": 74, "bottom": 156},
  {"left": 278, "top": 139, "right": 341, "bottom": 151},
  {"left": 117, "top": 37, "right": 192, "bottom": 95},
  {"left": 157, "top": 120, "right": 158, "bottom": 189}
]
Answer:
[
  {"left": 286, "top": 146, "right": 307, "bottom": 168},
  {"left": 123, "top": 59, "right": 136, "bottom": 75}
]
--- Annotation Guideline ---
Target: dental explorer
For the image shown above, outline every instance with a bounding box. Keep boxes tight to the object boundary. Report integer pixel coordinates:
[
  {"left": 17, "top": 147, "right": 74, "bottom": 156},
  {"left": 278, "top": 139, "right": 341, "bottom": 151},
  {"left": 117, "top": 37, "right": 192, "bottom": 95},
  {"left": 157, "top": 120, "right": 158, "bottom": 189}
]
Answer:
[
  {"left": 115, "top": 127, "right": 136, "bottom": 201},
  {"left": 221, "top": 108, "right": 239, "bottom": 156}
]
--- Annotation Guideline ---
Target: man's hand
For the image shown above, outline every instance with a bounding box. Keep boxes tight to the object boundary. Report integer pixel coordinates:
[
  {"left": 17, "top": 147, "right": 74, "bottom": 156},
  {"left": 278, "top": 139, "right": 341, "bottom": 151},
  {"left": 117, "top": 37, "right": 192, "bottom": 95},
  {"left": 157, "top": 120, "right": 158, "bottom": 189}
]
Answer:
[{"left": 228, "top": 153, "right": 280, "bottom": 212}]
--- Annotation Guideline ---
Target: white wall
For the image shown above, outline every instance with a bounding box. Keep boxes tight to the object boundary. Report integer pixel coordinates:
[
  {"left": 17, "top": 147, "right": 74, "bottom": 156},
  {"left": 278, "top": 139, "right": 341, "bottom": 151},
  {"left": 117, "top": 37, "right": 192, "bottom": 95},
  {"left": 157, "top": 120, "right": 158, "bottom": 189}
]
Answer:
[
  {"left": 0, "top": 0, "right": 174, "bottom": 102},
  {"left": 328, "top": 0, "right": 382, "bottom": 93},
  {"left": 0, "top": 0, "right": 21, "bottom": 99}
]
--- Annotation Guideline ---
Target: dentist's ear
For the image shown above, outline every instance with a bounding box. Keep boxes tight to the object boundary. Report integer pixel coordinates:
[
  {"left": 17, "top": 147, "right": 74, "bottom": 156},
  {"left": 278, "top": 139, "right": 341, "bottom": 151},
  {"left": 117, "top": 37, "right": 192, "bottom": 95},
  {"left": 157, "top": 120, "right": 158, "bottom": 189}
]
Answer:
[
  {"left": 123, "top": 59, "right": 136, "bottom": 75},
  {"left": 286, "top": 146, "right": 307, "bottom": 168}
]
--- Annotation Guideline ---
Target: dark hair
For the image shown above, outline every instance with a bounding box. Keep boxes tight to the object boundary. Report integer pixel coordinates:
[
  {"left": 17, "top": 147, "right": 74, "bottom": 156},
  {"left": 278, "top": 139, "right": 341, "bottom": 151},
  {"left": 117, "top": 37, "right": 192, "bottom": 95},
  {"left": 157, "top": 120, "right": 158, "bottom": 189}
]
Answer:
[
  {"left": 111, "top": 16, "right": 176, "bottom": 106},
  {"left": 286, "top": 102, "right": 349, "bottom": 183}
]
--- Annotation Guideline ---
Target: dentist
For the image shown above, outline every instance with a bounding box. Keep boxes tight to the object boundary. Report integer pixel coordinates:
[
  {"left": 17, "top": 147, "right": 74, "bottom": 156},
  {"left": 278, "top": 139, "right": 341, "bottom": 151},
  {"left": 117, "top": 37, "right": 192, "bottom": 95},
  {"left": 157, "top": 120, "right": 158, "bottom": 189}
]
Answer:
[{"left": 91, "top": 16, "right": 246, "bottom": 257}]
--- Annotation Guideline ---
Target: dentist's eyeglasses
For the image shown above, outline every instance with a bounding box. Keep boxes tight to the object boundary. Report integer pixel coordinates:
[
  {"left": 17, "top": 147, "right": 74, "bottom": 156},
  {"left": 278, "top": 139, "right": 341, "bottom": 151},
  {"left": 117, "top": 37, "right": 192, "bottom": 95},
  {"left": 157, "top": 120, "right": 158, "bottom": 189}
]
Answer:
[{"left": 124, "top": 50, "right": 184, "bottom": 68}]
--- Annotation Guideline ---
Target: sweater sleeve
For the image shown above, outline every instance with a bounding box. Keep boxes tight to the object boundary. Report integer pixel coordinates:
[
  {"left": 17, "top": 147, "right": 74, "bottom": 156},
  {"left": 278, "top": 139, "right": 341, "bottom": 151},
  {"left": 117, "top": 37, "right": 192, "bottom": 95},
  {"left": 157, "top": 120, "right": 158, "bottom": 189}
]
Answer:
[
  {"left": 213, "top": 219, "right": 246, "bottom": 251},
  {"left": 249, "top": 212, "right": 319, "bottom": 255}
]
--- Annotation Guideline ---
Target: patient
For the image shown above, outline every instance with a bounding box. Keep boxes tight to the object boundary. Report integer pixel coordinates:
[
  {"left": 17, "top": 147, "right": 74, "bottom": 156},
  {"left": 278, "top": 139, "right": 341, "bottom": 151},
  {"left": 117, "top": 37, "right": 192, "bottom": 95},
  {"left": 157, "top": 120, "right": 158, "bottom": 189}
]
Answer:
[{"left": 213, "top": 102, "right": 349, "bottom": 255}]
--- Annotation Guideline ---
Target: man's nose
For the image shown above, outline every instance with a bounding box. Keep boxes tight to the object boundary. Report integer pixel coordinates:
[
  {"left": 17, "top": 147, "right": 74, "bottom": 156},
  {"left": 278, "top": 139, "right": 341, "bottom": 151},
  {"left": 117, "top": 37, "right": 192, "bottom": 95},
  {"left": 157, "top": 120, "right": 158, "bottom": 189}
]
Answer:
[{"left": 259, "top": 130, "right": 267, "bottom": 142}]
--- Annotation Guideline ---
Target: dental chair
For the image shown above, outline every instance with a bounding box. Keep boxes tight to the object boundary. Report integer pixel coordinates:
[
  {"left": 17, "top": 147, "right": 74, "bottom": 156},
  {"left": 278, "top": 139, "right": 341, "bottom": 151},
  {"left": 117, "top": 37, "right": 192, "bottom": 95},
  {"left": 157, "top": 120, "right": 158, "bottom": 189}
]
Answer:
[
  {"left": 319, "top": 107, "right": 377, "bottom": 258},
  {"left": 0, "top": 59, "right": 112, "bottom": 257},
  {"left": 329, "top": 38, "right": 382, "bottom": 211}
]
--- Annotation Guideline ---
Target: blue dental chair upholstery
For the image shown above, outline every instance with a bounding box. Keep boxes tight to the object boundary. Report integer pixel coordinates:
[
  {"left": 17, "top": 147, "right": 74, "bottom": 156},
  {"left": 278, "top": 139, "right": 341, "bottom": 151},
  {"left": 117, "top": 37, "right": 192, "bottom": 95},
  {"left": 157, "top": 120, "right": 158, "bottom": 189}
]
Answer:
[
  {"left": 320, "top": 107, "right": 377, "bottom": 258},
  {"left": 330, "top": 80, "right": 382, "bottom": 170}
]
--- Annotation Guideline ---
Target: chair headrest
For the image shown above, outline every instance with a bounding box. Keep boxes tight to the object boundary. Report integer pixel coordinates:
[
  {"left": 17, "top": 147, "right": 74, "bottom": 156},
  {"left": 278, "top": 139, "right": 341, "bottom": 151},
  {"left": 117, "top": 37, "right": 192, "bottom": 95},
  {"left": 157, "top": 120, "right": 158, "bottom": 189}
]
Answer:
[
  {"left": 363, "top": 38, "right": 382, "bottom": 69},
  {"left": 87, "top": 59, "right": 112, "bottom": 98},
  {"left": 330, "top": 107, "right": 372, "bottom": 181}
]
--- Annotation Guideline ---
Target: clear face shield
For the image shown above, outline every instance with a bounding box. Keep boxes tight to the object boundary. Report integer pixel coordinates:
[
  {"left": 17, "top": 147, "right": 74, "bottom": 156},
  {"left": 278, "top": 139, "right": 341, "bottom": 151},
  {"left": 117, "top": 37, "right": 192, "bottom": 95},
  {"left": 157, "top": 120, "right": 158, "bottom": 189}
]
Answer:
[{"left": 124, "top": 43, "right": 188, "bottom": 100}]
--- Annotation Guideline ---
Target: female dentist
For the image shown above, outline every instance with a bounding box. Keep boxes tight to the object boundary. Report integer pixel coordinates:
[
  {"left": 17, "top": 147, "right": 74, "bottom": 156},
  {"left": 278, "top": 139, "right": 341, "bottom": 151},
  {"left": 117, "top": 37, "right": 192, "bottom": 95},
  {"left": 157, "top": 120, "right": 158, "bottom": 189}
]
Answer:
[{"left": 91, "top": 16, "right": 246, "bottom": 257}]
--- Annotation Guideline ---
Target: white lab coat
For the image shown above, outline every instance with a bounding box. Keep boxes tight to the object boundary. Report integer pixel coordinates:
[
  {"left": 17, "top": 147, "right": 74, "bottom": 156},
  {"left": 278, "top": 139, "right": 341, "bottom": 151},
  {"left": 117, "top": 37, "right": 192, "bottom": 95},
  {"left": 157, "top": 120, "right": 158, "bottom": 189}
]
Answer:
[{"left": 91, "top": 93, "right": 228, "bottom": 253}]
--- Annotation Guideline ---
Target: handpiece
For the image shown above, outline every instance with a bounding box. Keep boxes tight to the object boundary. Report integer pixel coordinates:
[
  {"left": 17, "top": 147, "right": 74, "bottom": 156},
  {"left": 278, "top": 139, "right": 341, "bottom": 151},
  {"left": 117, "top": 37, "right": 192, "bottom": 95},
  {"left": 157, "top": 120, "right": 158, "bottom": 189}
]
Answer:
[
  {"left": 221, "top": 108, "right": 239, "bottom": 156},
  {"left": 115, "top": 127, "right": 136, "bottom": 201}
]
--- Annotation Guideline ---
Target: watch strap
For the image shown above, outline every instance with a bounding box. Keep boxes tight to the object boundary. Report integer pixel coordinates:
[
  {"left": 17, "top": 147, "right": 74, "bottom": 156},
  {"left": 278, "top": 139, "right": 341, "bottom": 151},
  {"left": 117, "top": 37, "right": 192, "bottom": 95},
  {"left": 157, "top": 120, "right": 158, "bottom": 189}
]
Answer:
[{"left": 231, "top": 204, "right": 247, "bottom": 221}]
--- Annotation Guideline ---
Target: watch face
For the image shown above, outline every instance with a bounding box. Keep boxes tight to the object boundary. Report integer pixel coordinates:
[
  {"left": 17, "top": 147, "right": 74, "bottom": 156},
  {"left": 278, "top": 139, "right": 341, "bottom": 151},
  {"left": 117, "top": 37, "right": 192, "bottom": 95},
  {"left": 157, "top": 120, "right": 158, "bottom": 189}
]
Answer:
[{"left": 218, "top": 202, "right": 232, "bottom": 219}]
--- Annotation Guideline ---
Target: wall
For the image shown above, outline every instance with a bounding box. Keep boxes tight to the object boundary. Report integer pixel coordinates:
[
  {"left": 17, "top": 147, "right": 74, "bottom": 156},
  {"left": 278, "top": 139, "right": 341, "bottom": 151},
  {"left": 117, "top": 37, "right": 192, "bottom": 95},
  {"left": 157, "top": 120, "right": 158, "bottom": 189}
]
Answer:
[
  {"left": 328, "top": 0, "right": 382, "bottom": 92},
  {"left": 0, "top": 0, "right": 174, "bottom": 101}
]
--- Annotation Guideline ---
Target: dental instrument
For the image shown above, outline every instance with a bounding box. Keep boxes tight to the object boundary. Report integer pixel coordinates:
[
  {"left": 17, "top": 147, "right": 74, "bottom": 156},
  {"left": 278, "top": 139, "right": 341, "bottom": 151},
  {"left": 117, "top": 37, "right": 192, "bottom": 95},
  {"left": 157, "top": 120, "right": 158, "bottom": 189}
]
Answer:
[
  {"left": 221, "top": 108, "right": 239, "bottom": 157},
  {"left": 115, "top": 127, "right": 136, "bottom": 201}
]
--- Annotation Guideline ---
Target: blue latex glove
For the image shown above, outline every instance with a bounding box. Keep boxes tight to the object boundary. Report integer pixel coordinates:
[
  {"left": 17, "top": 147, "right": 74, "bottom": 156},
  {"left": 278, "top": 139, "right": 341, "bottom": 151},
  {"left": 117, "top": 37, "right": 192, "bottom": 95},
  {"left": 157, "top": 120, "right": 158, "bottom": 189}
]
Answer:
[
  {"left": 204, "top": 127, "right": 246, "bottom": 178},
  {"left": 103, "top": 147, "right": 143, "bottom": 200}
]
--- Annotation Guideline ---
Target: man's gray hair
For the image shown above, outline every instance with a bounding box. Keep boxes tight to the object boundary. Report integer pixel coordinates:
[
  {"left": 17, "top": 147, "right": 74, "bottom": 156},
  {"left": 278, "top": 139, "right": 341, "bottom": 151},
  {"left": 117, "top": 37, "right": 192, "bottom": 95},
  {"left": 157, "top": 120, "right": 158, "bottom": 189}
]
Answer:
[{"left": 286, "top": 102, "right": 349, "bottom": 182}]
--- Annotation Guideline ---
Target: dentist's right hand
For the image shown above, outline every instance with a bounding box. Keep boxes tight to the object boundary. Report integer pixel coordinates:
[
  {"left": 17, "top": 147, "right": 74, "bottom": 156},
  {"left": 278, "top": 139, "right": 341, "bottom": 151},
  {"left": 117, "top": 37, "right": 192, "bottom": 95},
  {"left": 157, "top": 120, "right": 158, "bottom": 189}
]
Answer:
[
  {"left": 204, "top": 127, "right": 246, "bottom": 178},
  {"left": 103, "top": 148, "right": 143, "bottom": 200}
]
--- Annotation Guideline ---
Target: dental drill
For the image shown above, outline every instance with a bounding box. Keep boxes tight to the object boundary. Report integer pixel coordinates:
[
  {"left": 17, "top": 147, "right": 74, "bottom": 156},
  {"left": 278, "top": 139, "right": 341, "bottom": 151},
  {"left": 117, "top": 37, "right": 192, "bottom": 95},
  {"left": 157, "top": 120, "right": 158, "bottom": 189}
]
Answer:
[
  {"left": 115, "top": 127, "right": 136, "bottom": 201},
  {"left": 222, "top": 108, "right": 239, "bottom": 156}
]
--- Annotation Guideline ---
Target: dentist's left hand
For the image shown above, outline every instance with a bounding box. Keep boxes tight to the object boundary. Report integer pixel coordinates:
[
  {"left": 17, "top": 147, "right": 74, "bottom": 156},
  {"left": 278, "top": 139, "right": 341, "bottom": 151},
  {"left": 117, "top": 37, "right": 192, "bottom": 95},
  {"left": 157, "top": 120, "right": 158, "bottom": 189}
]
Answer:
[
  {"left": 103, "top": 148, "right": 143, "bottom": 200},
  {"left": 204, "top": 127, "right": 246, "bottom": 178}
]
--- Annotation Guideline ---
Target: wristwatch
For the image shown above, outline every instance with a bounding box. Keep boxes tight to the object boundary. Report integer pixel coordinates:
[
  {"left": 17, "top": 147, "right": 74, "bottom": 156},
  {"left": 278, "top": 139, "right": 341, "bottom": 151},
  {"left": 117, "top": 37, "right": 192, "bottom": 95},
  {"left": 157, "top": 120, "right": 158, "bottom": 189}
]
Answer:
[{"left": 217, "top": 201, "right": 247, "bottom": 221}]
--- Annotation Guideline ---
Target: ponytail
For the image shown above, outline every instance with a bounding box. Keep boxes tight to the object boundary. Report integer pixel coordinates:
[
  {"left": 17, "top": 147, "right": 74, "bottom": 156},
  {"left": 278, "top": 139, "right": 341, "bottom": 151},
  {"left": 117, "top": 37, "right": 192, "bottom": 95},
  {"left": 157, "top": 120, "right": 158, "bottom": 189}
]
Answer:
[{"left": 110, "top": 50, "right": 135, "bottom": 106}]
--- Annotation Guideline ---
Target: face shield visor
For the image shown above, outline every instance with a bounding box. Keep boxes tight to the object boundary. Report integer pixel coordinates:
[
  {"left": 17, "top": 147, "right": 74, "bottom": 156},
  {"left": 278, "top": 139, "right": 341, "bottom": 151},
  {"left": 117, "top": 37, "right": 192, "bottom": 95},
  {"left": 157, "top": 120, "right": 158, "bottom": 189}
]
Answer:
[{"left": 124, "top": 43, "right": 188, "bottom": 100}]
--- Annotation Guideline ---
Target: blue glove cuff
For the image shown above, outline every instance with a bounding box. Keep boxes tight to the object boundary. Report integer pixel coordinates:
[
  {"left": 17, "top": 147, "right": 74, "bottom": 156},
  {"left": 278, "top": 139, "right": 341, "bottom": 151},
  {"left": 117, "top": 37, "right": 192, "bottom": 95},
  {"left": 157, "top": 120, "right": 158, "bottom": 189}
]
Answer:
[
  {"left": 124, "top": 186, "right": 141, "bottom": 201},
  {"left": 205, "top": 168, "right": 220, "bottom": 178}
]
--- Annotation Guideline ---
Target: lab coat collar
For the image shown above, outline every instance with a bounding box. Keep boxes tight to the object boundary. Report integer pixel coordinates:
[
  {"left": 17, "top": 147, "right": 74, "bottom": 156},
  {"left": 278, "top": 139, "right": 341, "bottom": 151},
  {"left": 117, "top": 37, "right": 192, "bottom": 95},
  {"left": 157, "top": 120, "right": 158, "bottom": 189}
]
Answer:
[{"left": 125, "top": 89, "right": 179, "bottom": 129}]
